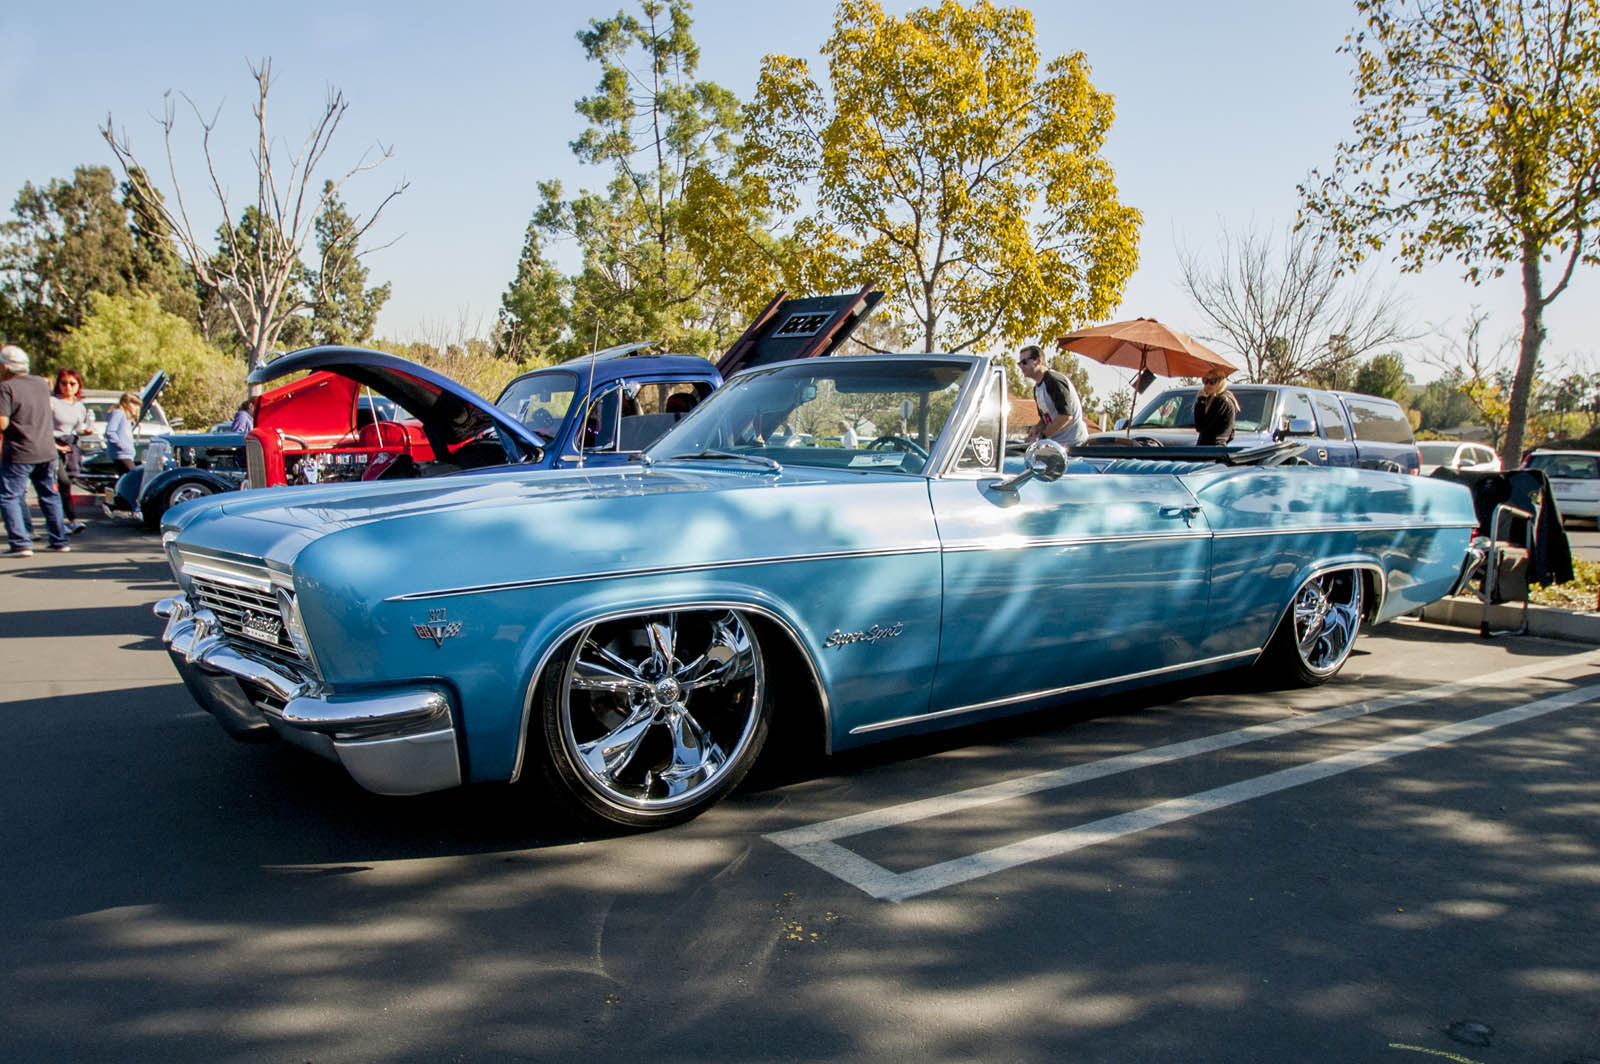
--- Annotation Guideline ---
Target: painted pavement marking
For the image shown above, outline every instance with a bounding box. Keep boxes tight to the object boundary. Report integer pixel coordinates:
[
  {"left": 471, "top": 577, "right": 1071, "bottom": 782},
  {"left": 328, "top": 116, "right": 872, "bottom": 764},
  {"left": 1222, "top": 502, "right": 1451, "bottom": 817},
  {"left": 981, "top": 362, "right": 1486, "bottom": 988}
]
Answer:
[{"left": 765, "top": 653, "right": 1600, "bottom": 902}]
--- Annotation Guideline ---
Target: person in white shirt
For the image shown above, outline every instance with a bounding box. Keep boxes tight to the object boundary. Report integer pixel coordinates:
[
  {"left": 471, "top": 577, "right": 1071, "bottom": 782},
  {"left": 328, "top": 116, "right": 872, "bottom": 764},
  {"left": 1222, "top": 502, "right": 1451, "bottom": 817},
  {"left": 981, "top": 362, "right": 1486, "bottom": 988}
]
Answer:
[{"left": 1018, "top": 345, "right": 1088, "bottom": 448}]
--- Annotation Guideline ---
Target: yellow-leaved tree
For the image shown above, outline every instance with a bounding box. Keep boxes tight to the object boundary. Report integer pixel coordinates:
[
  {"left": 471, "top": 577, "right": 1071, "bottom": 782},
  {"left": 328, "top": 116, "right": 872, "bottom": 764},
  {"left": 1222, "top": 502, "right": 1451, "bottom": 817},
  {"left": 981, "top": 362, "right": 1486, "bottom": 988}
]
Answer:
[
  {"left": 1301, "top": 0, "right": 1600, "bottom": 465},
  {"left": 743, "top": 0, "right": 1141, "bottom": 353}
]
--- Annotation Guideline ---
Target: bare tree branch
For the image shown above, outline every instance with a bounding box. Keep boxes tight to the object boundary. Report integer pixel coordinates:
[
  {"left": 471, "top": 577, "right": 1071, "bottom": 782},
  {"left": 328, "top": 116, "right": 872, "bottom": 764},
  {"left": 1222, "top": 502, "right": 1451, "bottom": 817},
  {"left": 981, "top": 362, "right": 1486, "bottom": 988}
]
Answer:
[
  {"left": 1178, "top": 220, "right": 1417, "bottom": 383},
  {"left": 101, "top": 59, "right": 407, "bottom": 375}
]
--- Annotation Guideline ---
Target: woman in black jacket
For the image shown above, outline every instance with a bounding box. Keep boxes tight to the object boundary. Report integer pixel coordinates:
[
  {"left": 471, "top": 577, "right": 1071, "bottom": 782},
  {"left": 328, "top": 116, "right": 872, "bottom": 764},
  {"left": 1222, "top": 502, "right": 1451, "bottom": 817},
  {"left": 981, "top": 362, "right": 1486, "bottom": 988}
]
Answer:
[{"left": 1194, "top": 373, "right": 1238, "bottom": 445}]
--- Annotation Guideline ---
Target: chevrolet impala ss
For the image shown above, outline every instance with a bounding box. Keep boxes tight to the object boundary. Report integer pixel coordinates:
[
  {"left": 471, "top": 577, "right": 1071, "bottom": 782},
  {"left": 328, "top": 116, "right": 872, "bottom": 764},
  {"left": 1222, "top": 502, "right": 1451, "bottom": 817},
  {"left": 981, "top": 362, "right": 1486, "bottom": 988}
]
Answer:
[{"left": 156, "top": 355, "right": 1479, "bottom": 826}]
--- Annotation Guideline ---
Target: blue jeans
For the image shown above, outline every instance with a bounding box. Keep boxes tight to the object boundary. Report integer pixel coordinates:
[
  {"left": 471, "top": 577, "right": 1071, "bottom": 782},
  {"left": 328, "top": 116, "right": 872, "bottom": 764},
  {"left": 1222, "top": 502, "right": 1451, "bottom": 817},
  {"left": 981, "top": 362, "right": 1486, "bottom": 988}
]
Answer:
[{"left": 0, "top": 460, "right": 67, "bottom": 550}]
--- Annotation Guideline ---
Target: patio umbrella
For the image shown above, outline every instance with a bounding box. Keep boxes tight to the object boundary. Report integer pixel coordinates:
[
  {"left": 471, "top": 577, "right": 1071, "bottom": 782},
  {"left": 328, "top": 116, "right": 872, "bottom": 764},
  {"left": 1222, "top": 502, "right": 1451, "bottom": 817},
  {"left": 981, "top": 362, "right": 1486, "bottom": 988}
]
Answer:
[{"left": 1055, "top": 318, "right": 1238, "bottom": 436}]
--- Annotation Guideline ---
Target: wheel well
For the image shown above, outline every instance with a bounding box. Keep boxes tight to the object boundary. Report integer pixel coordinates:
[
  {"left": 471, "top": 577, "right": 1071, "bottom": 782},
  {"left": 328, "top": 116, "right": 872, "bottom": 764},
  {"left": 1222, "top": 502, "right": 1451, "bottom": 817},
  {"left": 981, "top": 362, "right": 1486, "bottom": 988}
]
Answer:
[
  {"left": 1358, "top": 567, "right": 1384, "bottom": 623},
  {"left": 746, "top": 614, "right": 829, "bottom": 759},
  {"left": 513, "top": 604, "right": 831, "bottom": 786}
]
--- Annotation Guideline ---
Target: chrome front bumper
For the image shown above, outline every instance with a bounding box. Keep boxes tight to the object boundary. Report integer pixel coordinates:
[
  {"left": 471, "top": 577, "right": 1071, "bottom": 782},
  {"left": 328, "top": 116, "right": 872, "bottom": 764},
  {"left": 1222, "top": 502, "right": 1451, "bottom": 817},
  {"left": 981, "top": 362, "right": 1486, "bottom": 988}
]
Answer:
[{"left": 156, "top": 593, "right": 462, "bottom": 795}]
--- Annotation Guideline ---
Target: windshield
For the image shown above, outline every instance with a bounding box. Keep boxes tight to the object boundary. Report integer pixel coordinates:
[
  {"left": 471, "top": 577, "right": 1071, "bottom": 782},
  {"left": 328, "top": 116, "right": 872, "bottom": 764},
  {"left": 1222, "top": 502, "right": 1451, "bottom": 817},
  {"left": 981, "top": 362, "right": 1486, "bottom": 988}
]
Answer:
[
  {"left": 1417, "top": 442, "right": 1460, "bottom": 463},
  {"left": 1130, "top": 387, "right": 1273, "bottom": 432},
  {"left": 85, "top": 397, "right": 168, "bottom": 430},
  {"left": 1527, "top": 452, "right": 1600, "bottom": 479},
  {"left": 649, "top": 359, "right": 972, "bottom": 475},
  {"left": 496, "top": 370, "right": 579, "bottom": 441}
]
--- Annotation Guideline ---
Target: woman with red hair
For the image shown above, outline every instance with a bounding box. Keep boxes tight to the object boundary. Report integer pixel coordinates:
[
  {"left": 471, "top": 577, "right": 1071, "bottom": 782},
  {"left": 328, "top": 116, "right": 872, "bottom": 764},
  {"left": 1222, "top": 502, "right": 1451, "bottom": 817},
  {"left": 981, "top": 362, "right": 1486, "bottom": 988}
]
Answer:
[{"left": 49, "top": 369, "right": 91, "bottom": 533}]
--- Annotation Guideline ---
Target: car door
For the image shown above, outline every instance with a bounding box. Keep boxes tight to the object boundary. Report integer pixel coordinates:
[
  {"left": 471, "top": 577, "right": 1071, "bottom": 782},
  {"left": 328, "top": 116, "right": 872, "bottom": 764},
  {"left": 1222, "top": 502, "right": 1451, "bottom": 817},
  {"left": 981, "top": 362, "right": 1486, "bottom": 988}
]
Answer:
[
  {"left": 1309, "top": 391, "right": 1359, "bottom": 466},
  {"left": 927, "top": 466, "right": 1213, "bottom": 717}
]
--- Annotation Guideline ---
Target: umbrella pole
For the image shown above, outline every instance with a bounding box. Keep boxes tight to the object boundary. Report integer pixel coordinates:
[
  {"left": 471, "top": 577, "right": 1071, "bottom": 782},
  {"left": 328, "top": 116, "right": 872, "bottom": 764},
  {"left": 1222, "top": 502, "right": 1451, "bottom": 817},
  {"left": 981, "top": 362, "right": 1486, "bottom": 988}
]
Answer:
[{"left": 1125, "top": 350, "right": 1149, "bottom": 439}]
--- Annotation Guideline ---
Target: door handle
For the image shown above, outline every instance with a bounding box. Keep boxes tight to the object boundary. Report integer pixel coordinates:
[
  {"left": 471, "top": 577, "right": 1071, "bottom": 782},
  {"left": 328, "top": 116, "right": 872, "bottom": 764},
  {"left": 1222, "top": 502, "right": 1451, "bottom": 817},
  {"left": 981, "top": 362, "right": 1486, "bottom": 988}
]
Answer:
[{"left": 1160, "top": 505, "right": 1202, "bottom": 525}]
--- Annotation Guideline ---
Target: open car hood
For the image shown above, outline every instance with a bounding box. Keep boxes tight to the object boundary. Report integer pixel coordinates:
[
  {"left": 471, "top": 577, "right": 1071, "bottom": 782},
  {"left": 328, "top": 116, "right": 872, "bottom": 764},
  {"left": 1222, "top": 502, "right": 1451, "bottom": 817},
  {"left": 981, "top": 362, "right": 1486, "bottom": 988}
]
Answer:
[
  {"left": 249, "top": 347, "right": 547, "bottom": 458},
  {"left": 136, "top": 370, "right": 170, "bottom": 425}
]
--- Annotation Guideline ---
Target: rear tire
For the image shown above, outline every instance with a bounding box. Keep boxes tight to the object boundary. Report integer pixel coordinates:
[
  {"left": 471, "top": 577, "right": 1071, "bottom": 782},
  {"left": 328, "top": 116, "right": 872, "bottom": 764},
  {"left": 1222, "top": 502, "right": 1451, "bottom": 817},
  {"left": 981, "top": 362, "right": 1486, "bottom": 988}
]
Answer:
[
  {"left": 535, "top": 609, "right": 770, "bottom": 828},
  {"left": 1263, "top": 569, "right": 1364, "bottom": 686}
]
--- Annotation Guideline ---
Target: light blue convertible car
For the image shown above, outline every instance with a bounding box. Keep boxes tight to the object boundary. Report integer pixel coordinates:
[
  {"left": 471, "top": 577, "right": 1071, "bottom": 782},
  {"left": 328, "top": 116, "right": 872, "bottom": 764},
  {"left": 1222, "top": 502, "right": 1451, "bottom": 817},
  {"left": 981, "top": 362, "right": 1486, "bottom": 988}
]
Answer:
[{"left": 156, "top": 355, "right": 1478, "bottom": 826}]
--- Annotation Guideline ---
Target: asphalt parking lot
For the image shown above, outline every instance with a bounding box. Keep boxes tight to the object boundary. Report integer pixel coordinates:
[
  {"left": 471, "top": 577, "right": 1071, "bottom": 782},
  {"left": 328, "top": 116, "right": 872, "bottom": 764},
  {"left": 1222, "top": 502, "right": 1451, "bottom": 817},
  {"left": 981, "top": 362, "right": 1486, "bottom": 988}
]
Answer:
[{"left": 3, "top": 514, "right": 1598, "bottom": 1064}]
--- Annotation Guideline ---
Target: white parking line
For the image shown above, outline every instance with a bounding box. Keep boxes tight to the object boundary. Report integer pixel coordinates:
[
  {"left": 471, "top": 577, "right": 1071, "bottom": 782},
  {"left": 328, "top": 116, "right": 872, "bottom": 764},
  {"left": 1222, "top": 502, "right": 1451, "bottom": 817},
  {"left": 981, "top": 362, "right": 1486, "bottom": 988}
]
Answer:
[{"left": 765, "top": 654, "right": 1600, "bottom": 902}]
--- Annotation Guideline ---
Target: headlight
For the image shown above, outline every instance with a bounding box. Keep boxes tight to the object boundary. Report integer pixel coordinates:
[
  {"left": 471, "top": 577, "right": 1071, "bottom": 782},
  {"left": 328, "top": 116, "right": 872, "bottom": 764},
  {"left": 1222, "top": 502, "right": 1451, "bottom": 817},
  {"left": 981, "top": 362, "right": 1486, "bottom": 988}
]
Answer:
[
  {"left": 161, "top": 531, "right": 187, "bottom": 588},
  {"left": 275, "top": 587, "right": 313, "bottom": 661}
]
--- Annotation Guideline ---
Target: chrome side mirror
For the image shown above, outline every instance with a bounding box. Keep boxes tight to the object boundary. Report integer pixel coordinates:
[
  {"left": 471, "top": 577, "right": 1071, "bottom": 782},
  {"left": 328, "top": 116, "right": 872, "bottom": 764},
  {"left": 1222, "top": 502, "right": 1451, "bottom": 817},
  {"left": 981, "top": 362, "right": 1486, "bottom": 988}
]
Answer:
[
  {"left": 991, "top": 439, "right": 1069, "bottom": 493},
  {"left": 1281, "top": 417, "right": 1316, "bottom": 438}
]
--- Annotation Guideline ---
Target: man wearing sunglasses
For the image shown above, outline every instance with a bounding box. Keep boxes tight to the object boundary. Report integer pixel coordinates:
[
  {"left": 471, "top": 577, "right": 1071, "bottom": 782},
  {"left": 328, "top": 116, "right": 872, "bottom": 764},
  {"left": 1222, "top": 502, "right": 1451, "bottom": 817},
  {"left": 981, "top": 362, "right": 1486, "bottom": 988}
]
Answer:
[{"left": 1018, "top": 345, "right": 1088, "bottom": 449}]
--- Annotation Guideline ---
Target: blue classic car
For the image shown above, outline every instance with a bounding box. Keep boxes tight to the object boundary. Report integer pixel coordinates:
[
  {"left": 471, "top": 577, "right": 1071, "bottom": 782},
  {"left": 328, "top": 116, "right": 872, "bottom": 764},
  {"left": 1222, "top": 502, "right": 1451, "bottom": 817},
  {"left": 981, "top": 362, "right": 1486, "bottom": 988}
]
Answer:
[{"left": 155, "top": 354, "right": 1478, "bottom": 826}]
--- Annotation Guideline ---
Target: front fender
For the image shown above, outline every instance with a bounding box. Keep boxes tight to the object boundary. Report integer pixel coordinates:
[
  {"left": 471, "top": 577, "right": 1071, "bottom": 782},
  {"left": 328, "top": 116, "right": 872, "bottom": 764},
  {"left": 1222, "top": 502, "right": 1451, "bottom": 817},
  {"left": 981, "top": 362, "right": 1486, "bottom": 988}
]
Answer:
[{"left": 501, "top": 587, "right": 832, "bottom": 786}]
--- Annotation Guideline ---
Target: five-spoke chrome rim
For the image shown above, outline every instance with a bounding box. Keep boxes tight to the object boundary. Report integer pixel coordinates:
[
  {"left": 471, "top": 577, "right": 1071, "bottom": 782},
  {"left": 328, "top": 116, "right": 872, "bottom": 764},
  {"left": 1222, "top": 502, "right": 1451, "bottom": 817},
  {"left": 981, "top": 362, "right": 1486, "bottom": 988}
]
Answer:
[
  {"left": 559, "top": 610, "right": 763, "bottom": 811},
  {"left": 1292, "top": 570, "right": 1363, "bottom": 676}
]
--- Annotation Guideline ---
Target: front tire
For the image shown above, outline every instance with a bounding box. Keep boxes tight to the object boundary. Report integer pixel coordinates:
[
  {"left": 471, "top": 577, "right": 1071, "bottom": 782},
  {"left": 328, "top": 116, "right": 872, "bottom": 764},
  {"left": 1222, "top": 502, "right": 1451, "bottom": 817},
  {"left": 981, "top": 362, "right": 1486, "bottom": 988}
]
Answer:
[
  {"left": 1264, "top": 569, "right": 1364, "bottom": 685},
  {"left": 536, "top": 609, "right": 769, "bottom": 828},
  {"left": 141, "top": 478, "right": 216, "bottom": 530}
]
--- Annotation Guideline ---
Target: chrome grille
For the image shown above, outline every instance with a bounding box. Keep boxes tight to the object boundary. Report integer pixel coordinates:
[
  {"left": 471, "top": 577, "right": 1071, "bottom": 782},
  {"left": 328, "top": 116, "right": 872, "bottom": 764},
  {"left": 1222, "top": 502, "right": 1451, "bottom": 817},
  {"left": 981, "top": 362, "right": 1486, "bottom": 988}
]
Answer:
[
  {"left": 188, "top": 573, "right": 300, "bottom": 660},
  {"left": 245, "top": 437, "right": 267, "bottom": 489}
]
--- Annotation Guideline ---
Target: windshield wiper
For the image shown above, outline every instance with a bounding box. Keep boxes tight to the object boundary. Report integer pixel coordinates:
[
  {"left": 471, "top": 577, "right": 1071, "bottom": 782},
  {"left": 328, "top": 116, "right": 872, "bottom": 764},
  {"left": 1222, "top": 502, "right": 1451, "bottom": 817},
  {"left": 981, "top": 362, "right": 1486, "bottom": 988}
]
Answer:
[{"left": 665, "top": 449, "right": 783, "bottom": 473}]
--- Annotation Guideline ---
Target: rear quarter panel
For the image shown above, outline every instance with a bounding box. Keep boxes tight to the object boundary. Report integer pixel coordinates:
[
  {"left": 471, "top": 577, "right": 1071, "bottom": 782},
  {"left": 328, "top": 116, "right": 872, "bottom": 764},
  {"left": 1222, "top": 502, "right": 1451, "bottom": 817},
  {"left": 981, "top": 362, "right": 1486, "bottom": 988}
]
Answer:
[{"left": 1191, "top": 466, "right": 1476, "bottom": 654}]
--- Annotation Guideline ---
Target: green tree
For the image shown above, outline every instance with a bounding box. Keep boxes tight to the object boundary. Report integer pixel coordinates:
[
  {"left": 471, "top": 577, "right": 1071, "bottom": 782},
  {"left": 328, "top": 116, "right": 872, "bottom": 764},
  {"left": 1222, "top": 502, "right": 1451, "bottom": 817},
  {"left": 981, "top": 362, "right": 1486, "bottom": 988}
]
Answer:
[
  {"left": 1351, "top": 352, "right": 1412, "bottom": 403},
  {"left": 499, "top": 224, "right": 574, "bottom": 362},
  {"left": 309, "top": 181, "right": 391, "bottom": 346},
  {"left": 0, "top": 166, "right": 138, "bottom": 363},
  {"left": 505, "top": 1, "right": 788, "bottom": 359},
  {"left": 61, "top": 292, "right": 245, "bottom": 427},
  {"left": 1301, "top": 0, "right": 1600, "bottom": 468},
  {"left": 1412, "top": 371, "right": 1477, "bottom": 431},
  {"left": 744, "top": 0, "right": 1141, "bottom": 353}
]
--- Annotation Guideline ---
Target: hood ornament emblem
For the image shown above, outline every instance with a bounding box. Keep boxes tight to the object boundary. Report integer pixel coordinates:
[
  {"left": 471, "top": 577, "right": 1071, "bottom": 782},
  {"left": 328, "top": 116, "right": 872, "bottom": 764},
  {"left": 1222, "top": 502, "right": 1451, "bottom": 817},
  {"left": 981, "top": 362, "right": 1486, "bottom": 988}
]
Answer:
[{"left": 414, "top": 608, "right": 463, "bottom": 648}]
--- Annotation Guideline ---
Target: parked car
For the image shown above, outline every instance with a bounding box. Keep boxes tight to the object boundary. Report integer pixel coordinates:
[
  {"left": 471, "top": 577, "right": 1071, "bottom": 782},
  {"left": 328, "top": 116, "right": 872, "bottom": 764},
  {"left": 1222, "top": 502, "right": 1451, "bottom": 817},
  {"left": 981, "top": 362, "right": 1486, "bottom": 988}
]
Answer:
[
  {"left": 1523, "top": 449, "right": 1600, "bottom": 524},
  {"left": 1092, "top": 384, "right": 1421, "bottom": 471},
  {"left": 1418, "top": 440, "right": 1501, "bottom": 476},
  {"left": 106, "top": 379, "right": 412, "bottom": 529},
  {"left": 155, "top": 353, "right": 1477, "bottom": 827},
  {"left": 106, "top": 432, "right": 250, "bottom": 528}
]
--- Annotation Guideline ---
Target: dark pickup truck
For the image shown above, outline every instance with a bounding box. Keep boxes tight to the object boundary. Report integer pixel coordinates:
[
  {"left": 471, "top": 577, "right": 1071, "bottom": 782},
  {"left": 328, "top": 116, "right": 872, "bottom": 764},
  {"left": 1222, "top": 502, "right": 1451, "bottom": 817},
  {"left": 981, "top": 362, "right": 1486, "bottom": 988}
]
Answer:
[{"left": 1089, "top": 383, "right": 1421, "bottom": 472}]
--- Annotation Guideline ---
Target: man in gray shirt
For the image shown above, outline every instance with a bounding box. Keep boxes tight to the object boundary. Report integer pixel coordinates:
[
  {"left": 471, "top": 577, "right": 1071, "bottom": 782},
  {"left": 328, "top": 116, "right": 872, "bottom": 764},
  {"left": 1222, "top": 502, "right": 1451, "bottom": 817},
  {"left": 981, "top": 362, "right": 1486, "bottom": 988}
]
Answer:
[{"left": 0, "top": 345, "right": 69, "bottom": 556}]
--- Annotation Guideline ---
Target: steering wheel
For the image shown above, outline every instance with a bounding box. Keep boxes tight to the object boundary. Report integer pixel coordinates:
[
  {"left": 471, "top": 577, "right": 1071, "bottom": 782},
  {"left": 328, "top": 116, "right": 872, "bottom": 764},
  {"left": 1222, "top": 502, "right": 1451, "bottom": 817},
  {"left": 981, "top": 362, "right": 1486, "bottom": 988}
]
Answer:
[
  {"left": 525, "top": 408, "right": 558, "bottom": 440},
  {"left": 867, "top": 435, "right": 929, "bottom": 459}
]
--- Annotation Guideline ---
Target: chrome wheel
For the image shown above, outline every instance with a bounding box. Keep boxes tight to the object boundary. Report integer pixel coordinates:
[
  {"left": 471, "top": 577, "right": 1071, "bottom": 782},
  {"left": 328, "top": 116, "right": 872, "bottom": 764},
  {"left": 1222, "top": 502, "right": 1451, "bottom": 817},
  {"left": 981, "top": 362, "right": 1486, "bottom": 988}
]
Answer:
[
  {"left": 1289, "top": 570, "right": 1363, "bottom": 679},
  {"left": 548, "top": 609, "right": 766, "bottom": 823},
  {"left": 168, "top": 482, "right": 213, "bottom": 507}
]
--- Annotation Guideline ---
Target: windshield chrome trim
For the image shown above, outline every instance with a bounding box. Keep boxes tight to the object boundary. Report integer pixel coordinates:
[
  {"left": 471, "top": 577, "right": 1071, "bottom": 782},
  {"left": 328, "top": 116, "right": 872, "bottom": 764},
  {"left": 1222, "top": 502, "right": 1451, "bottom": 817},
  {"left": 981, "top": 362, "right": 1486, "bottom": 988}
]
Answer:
[
  {"left": 849, "top": 648, "right": 1263, "bottom": 735},
  {"left": 384, "top": 543, "right": 944, "bottom": 602},
  {"left": 925, "top": 357, "right": 997, "bottom": 477}
]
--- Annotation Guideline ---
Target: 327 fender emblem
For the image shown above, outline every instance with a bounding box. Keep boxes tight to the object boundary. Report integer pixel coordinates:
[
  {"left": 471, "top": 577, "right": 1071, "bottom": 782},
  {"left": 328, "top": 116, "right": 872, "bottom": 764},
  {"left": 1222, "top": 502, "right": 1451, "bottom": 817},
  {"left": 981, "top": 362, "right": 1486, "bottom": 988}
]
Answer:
[{"left": 413, "top": 608, "right": 462, "bottom": 647}]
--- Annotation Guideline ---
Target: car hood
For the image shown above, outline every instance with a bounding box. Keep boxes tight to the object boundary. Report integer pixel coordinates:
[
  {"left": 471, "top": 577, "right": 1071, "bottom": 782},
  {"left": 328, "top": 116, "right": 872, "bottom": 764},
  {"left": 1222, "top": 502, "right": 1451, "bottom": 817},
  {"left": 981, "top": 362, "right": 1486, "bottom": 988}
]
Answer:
[
  {"left": 137, "top": 370, "right": 170, "bottom": 426},
  {"left": 250, "top": 346, "right": 546, "bottom": 456},
  {"left": 163, "top": 462, "right": 861, "bottom": 572}
]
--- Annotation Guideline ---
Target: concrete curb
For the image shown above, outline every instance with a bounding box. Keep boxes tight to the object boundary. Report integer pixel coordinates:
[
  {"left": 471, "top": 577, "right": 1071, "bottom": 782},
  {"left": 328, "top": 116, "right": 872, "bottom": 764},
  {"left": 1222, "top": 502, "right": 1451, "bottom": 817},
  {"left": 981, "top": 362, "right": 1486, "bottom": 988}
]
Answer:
[{"left": 1416, "top": 595, "right": 1600, "bottom": 644}]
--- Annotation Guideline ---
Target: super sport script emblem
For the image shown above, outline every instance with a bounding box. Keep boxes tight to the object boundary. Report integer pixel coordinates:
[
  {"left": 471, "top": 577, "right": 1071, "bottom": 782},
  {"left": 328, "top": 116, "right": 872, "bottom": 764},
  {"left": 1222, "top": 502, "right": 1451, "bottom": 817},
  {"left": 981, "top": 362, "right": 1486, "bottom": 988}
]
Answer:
[{"left": 414, "top": 608, "right": 463, "bottom": 647}]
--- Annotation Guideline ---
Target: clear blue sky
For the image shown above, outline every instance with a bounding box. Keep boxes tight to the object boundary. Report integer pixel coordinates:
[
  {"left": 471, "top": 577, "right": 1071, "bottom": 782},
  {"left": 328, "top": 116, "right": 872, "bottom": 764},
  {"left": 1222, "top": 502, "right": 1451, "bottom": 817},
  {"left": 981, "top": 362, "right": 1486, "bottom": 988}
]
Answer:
[{"left": 4, "top": 0, "right": 1595, "bottom": 402}]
